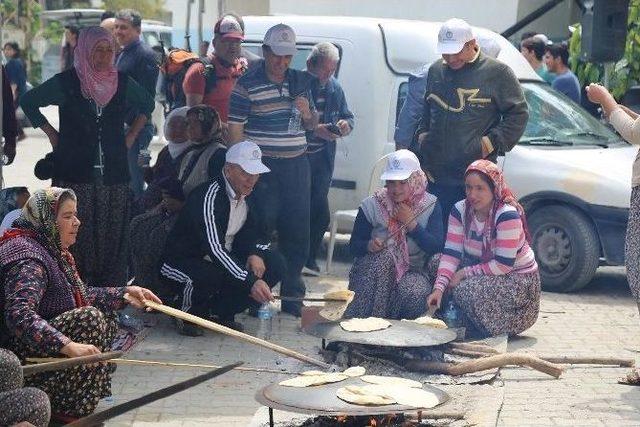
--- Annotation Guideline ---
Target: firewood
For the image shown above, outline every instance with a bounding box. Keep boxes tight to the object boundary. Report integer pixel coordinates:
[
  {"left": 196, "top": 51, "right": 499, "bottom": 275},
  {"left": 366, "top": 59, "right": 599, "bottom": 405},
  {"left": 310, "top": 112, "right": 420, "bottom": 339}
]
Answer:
[
  {"left": 404, "top": 352, "right": 563, "bottom": 378},
  {"left": 447, "top": 342, "right": 499, "bottom": 354}
]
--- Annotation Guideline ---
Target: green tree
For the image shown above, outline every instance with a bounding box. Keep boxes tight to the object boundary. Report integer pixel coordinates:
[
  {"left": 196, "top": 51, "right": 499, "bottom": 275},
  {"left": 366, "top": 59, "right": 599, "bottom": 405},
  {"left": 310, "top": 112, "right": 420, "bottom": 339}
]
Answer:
[
  {"left": 569, "top": 0, "right": 640, "bottom": 100},
  {"left": 1, "top": 0, "right": 43, "bottom": 83},
  {"left": 102, "top": 0, "right": 165, "bottom": 20}
]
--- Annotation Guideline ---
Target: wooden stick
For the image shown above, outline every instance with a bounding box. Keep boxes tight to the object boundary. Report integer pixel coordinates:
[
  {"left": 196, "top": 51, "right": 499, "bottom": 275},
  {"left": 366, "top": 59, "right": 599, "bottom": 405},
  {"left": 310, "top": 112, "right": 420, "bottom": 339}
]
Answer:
[
  {"left": 22, "top": 351, "right": 123, "bottom": 376},
  {"left": 124, "top": 293, "right": 330, "bottom": 369},
  {"left": 26, "top": 357, "right": 300, "bottom": 375},
  {"left": 405, "top": 352, "right": 563, "bottom": 378},
  {"left": 67, "top": 362, "right": 241, "bottom": 426},
  {"left": 447, "top": 346, "right": 636, "bottom": 367},
  {"left": 383, "top": 199, "right": 438, "bottom": 246},
  {"left": 447, "top": 342, "right": 499, "bottom": 354}
]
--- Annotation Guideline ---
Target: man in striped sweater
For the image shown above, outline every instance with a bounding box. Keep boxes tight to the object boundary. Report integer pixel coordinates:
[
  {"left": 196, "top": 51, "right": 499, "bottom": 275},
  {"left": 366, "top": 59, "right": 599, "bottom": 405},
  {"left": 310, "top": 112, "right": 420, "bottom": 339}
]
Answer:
[{"left": 160, "top": 141, "right": 286, "bottom": 336}]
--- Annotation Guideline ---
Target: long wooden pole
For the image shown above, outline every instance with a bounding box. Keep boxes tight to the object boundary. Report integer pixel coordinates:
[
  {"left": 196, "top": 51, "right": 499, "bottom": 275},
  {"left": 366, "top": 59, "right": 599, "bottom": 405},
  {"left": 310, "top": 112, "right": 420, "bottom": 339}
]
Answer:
[
  {"left": 67, "top": 362, "right": 242, "bottom": 426},
  {"left": 124, "top": 294, "right": 330, "bottom": 369},
  {"left": 26, "top": 357, "right": 300, "bottom": 375},
  {"left": 22, "top": 351, "right": 123, "bottom": 376}
]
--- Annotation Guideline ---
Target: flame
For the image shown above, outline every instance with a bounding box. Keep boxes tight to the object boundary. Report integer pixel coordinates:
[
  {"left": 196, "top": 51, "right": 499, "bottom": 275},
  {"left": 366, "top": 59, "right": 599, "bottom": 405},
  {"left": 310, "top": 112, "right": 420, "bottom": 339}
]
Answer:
[{"left": 369, "top": 418, "right": 377, "bottom": 426}]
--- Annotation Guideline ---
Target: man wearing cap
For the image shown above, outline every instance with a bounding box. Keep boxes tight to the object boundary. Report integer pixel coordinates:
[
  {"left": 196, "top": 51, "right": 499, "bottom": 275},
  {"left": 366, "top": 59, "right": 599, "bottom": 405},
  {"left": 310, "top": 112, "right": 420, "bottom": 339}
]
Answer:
[
  {"left": 417, "top": 18, "right": 528, "bottom": 220},
  {"left": 160, "top": 140, "right": 285, "bottom": 335},
  {"left": 228, "top": 23, "right": 318, "bottom": 317},
  {"left": 183, "top": 14, "right": 249, "bottom": 122}
]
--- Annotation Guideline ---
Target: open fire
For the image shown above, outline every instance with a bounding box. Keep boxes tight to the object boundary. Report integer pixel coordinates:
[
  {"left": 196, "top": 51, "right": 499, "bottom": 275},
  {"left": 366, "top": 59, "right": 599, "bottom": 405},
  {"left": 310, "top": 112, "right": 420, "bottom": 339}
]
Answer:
[{"left": 298, "top": 414, "right": 413, "bottom": 426}]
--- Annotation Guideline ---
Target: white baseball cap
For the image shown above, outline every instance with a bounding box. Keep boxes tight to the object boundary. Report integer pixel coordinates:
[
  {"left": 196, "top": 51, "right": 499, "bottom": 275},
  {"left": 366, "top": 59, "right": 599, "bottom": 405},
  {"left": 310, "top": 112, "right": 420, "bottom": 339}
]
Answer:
[
  {"left": 437, "top": 18, "right": 475, "bottom": 55},
  {"left": 226, "top": 141, "right": 270, "bottom": 174},
  {"left": 263, "top": 23, "right": 297, "bottom": 56},
  {"left": 380, "top": 150, "right": 421, "bottom": 181}
]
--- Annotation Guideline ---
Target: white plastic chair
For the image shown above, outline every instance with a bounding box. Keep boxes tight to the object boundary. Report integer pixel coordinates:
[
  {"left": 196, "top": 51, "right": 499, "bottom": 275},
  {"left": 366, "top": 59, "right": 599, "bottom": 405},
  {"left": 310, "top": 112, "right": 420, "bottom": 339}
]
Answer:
[{"left": 325, "top": 153, "right": 392, "bottom": 273}]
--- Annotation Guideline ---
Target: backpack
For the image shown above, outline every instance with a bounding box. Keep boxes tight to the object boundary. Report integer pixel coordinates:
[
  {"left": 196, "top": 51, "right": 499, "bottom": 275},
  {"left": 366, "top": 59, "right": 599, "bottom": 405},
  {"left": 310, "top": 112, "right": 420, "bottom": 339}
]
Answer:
[{"left": 160, "top": 49, "right": 218, "bottom": 114}]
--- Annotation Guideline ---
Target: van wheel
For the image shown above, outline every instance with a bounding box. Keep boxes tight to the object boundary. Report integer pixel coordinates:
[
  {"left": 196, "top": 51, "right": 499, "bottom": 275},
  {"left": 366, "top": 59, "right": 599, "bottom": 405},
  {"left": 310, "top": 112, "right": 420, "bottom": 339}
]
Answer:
[{"left": 528, "top": 205, "right": 600, "bottom": 292}]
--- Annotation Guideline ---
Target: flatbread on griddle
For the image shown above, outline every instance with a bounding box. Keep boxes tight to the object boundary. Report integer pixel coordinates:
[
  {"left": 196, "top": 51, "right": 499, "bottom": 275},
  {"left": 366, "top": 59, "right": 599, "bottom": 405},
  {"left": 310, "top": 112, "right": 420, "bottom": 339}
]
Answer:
[
  {"left": 360, "top": 375, "right": 422, "bottom": 388},
  {"left": 279, "top": 372, "right": 348, "bottom": 387},
  {"left": 401, "top": 316, "right": 447, "bottom": 329},
  {"left": 343, "top": 366, "right": 366, "bottom": 377},
  {"left": 340, "top": 317, "right": 391, "bottom": 332},
  {"left": 336, "top": 385, "right": 395, "bottom": 406}
]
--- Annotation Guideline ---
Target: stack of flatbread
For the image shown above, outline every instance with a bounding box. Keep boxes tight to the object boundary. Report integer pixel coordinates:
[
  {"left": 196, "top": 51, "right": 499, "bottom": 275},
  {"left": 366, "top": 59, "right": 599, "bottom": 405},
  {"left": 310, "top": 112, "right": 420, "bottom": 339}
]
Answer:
[
  {"left": 279, "top": 366, "right": 366, "bottom": 387},
  {"left": 340, "top": 317, "right": 391, "bottom": 332},
  {"left": 336, "top": 375, "right": 441, "bottom": 408},
  {"left": 401, "top": 315, "right": 447, "bottom": 329}
]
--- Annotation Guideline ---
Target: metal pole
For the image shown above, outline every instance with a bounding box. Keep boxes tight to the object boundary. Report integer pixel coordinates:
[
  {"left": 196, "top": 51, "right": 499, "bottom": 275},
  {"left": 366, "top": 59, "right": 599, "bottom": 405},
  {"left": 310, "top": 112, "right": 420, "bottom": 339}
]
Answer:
[
  {"left": 197, "top": 0, "right": 204, "bottom": 55},
  {"left": 185, "top": 0, "right": 193, "bottom": 51},
  {"left": 501, "top": 0, "right": 566, "bottom": 38}
]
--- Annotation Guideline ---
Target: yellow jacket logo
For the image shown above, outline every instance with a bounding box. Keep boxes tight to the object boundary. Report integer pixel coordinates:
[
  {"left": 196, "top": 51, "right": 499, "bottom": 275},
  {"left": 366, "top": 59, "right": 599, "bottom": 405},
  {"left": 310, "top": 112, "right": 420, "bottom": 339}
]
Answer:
[{"left": 427, "top": 88, "right": 491, "bottom": 112}]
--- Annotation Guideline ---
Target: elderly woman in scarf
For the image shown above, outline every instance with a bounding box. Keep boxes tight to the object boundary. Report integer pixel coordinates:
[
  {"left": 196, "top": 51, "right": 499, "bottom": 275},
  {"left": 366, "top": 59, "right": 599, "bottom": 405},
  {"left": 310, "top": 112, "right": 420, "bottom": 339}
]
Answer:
[
  {"left": 345, "top": 150, "right": 444, "bottom": 319},
  {"left": 427, "top": 160, "right": 541, "bottom": 337},
  {"left": 20, "top": 26, "right": 154, "bottom": 288},
  {"left": 129, "top": 107, "right": 194, "bottom": 298},
  {"left": 0, "top": 188, "right": 161, "bottom": 421},
  {"left": 178, "top": 104, "right": 227, "bottom": 197}
]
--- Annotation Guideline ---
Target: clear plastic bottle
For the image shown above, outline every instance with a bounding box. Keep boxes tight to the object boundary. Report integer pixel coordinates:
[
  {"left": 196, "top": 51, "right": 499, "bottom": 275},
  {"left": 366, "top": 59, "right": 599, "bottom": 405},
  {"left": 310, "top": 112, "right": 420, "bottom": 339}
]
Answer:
[
  {"left": 443, "top": 300, "right": 460, "bottom": 328},
  {"left": 287, "top": 105, "right": 302, "bottom": 134},
  {"left": 256, "top": 302, "right": 273, "bottom": 341}
]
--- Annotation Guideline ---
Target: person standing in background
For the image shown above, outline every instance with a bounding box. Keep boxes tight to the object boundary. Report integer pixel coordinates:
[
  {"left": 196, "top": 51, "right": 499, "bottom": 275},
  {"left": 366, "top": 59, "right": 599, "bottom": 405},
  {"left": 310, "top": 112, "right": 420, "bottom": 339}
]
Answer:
[
  {"left": 114, "top": 9, "right": 160, "bottom": 197},
  {"left": 61, "top": 26, "right": 80, "bottom": 72},
  {"left": 3, "top": 42, "right": 27, "bottom": 141}
]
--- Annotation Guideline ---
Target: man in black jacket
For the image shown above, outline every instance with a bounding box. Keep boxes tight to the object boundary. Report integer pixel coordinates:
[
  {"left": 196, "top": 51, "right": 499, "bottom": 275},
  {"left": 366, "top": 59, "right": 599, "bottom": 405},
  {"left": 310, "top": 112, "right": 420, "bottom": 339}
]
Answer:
[
  {"left": 160, "top": 140, "right": 285, "bottom": 336},
  {"left": 418, "top": 18, "right": 528, "bottom": 219}
]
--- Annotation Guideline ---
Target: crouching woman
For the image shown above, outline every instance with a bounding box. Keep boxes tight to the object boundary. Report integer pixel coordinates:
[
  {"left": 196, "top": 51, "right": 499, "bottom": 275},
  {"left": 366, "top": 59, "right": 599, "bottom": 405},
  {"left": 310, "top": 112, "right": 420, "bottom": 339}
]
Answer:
[
  {"left": 345, "top": 150, "right": 444, "bottom": 319},
  {"left": 427, "top": 160, "right": 541, "bottom": 337},
  {"left": 0, "top": 188, "right": 161, "bottom": 421}
]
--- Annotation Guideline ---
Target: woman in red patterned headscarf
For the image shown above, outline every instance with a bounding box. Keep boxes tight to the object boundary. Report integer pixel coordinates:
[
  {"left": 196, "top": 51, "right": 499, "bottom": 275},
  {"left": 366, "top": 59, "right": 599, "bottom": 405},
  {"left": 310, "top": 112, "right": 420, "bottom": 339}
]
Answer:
[
  {"left": 427, "top": 160, "right": 541, "bottom": 338},
  {"left": 20, "top": 26, "right": 155, "bottom": 288}
]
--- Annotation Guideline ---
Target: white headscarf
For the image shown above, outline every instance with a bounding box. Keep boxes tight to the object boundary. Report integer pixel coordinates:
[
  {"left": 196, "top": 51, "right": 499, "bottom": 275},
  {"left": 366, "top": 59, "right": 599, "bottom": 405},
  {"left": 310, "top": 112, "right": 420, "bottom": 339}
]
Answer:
[{"left": 164, "top": 107, "right": 194, "bottom": 159}]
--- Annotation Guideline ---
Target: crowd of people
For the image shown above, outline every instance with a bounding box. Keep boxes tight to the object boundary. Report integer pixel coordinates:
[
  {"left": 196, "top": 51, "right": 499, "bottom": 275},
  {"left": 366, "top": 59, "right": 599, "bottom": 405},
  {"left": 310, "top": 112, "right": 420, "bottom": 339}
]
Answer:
[{"left": 0, "top": 10, "right": 638, "bottom": 425}]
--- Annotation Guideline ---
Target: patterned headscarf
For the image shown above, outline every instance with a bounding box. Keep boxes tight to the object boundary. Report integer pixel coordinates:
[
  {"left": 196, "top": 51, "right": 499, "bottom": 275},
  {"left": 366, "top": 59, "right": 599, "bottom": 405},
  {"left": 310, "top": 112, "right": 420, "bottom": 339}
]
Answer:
[
  {"left": 374, "top": 167, "right": 433, "bottom": 282},
  {"left": 464, "top": 160, "right": 531, "bottom": 262},
  {"left": 11, "top": 188, "right": 88, "bottom": 306},
  {"left": 74, "top": 26, "right": 118, "bottom": 107},
  {"left": 187, "top": 104, "right": 222, "bottom": 144}
]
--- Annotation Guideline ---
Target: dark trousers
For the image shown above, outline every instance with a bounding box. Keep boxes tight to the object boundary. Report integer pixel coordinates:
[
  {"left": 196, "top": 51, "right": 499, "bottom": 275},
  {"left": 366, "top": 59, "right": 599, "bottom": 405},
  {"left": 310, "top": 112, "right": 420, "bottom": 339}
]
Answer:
[
  {"left": 307, "top": 151, "right": 333, "bottom": 266},
  {"left": 127, "top": 123, "right": 154, "bottom": 198},
  {"left": 160, "top": 249, "right": 286, "bottom": 319},
  {"left": 251, "top": 155, "right": 310, "bottom": 299},
  {"left": 429, "top": 182, "right": 466, "bottom": 229}
]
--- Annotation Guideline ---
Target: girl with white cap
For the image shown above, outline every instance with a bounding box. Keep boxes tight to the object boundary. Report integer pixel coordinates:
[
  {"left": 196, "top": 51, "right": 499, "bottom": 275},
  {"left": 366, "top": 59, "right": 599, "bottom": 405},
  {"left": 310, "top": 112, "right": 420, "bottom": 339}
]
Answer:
[{"left": 345, "top": 150, "right": 444, "bottom": 319}]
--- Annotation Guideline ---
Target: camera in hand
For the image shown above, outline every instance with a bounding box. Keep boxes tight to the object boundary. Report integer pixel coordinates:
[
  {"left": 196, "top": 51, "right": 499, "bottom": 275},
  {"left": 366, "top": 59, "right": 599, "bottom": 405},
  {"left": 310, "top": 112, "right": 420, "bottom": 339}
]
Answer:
[{"left": 327, "top": 123, "right": 342, "bottom": 136}]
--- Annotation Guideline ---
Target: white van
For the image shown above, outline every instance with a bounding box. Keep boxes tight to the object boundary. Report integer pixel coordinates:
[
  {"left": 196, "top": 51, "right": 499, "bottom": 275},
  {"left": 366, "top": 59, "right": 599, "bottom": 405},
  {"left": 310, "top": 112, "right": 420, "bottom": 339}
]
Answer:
[{"left": 241, "top": 15, "right": 632, "bottom": 293}]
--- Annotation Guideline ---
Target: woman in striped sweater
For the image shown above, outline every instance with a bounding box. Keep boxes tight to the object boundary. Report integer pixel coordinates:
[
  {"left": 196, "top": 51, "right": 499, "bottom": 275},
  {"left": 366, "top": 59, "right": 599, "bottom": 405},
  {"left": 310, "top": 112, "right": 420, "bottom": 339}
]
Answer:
[{"left": 426, "top": 160, "right": 541, "bottom": 337}]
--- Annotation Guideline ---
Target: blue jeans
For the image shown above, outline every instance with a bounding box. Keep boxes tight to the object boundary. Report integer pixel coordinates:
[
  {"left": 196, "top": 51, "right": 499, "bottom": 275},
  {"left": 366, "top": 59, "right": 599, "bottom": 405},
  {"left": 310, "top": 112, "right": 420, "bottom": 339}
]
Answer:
[
  {"left": 127, "top": 123, "right": 154, "bottom": 197},
  {"left": 307, "top": 151, "right": 333, "bottom": 266},
  {"left": 250, "top": 154, "right": 311, "bottom": 299}
]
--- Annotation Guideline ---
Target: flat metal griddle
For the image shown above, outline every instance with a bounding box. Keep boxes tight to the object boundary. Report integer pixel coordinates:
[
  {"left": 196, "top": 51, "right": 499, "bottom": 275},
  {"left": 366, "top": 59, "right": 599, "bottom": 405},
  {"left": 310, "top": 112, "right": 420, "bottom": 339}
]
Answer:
[
  {"left": 255, "top": 377, "right": 449, "bottom": 416},
  {"left": 304, "top": 320, "right": 456, "bottom": 347}
]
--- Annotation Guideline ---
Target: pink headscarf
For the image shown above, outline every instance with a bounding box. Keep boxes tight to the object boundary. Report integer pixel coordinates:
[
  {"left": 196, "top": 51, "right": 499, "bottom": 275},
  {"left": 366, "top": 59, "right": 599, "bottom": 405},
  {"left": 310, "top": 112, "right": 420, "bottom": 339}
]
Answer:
[
  {"left": 73, "top": 26, "right": 118, "bottom": 107},
  {"left": 464, "top": 160, "right": 531, "bottom": 262},
  {"left": 374, "top": 168, "right": 431, "bottom": 282}
]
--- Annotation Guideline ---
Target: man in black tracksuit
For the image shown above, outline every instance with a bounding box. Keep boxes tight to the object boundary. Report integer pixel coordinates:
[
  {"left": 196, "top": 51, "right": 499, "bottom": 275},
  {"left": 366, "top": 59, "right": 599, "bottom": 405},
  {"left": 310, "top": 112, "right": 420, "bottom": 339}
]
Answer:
[
  {"left": 160, "top": 141, "right": 285, "bottom": 335},
  {"left": 418, "top": 18, "right": 529, "bottom": 220}
]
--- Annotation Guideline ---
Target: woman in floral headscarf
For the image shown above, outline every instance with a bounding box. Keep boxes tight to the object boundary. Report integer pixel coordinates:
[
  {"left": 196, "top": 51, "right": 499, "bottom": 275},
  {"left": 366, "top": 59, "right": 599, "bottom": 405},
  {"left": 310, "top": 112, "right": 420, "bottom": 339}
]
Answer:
[
  {"left": 345, "top": 150, "right": 444, "bottom": 319},
  {"left": 178, "top": 104, "right": 227, "bottom": 197},
  {"left": 0, "top": 188, "right": 161, "bottom": 421},
  {"left": 20, "top": 26, "right": 154, "bottom": 287},
  {"left": 427, "top": 160, "right": 541, "bottom": 337}
]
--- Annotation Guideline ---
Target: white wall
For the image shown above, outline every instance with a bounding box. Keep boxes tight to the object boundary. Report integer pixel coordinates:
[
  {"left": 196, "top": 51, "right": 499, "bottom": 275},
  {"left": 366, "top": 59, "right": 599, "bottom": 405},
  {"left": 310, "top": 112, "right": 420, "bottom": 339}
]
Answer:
[
  {"left": 164, "top": 0, "right": 220, "bottom": 49},
  {"left": 268, "top": 0, "right": 520, "bottom": 32}
]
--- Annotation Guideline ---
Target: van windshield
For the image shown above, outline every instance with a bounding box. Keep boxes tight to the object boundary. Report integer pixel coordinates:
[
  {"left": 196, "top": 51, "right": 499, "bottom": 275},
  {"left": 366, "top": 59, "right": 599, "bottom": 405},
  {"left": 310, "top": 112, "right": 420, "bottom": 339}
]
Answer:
[{"left": 520, "top": 82, "right": 621, "bottom": 147}]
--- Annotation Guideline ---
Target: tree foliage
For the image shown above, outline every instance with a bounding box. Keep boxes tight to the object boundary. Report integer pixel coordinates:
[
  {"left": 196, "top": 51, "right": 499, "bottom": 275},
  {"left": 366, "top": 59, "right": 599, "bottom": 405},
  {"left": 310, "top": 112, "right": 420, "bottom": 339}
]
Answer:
[
  {"left": 569, "top": 0, "right": 640, "bottom": 100},
  {"left": 102, "top": 0, "right": 165, "bottom": 20}
]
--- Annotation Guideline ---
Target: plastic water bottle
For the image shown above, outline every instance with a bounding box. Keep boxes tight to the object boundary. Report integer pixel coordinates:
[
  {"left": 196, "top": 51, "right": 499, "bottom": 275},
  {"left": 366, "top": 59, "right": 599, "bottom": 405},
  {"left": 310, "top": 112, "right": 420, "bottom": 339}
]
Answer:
[
  {"left": 256, "top": 302, "right": 274, "bottom": 341},
  {"left": 287, "top": 105, "right": 302, "bottom": 133},
  {"left": 443, "top": 300, "right": 460, "bottom": 329}
]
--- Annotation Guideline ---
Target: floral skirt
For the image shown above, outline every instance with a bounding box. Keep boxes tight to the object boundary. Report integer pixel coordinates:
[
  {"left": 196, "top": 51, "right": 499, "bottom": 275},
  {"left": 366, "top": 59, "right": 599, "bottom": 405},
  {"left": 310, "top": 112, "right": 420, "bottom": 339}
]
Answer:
[
  {"left": 129, "top": 209, "right": 178, "bottom": 299},
  {"left": 345, "top": 249, "right": 434, "bottom": 320},
  {"left": 626, "top": 186, "right": 640, "bottom": 302},
  {"left": 8, "top": 306, "right": 118, "bottom": 417},
  {"left": 0, "top": 349, "right": 51, "bottom": 427},
  {"left": 59, "top": 181, "right": 131, "bottom": 287},
  {"left": 427, "top": 254, "right": 541, "bottom": 337}
]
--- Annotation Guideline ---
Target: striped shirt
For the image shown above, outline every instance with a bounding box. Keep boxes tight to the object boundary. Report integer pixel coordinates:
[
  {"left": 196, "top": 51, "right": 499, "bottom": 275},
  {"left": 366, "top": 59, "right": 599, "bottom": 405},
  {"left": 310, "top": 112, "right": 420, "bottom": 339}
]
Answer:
[
  {"left": 229, "top": 64, "right": 310, "bottom": 158},
  {"left": 434, "top": 200, "right": 538, "bottom": 292},
  {"left": 307, "top": 86, "right": 327, "bottom": 154}
]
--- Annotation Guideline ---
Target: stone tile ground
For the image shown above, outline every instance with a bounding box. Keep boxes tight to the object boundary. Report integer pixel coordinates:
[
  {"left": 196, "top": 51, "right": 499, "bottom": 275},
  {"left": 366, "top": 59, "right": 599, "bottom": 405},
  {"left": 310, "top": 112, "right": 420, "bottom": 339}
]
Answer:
[{"left": 7, "top": 123, "right": 640, "bottom": 426}]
